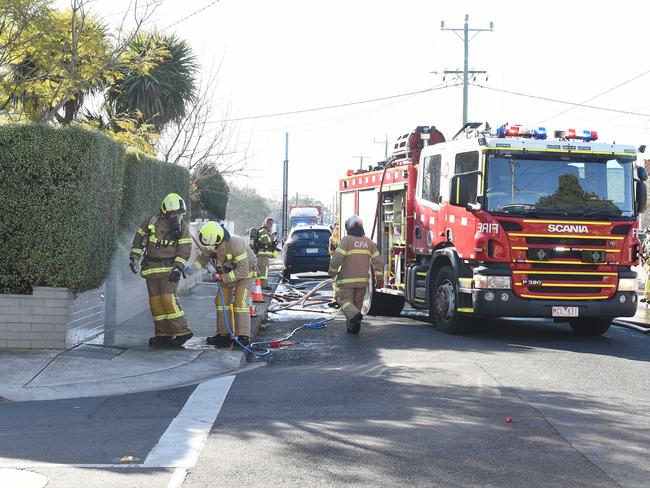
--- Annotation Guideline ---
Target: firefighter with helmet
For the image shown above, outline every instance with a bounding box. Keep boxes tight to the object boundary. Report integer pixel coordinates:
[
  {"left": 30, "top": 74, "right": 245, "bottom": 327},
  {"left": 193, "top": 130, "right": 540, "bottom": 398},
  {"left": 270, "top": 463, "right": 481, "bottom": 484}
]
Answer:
[
  {"left": 328, "top": 223, "right": 340, "bottom": 256},
  {"left": 129, "top": 193, "right": 194, "bottom": 347},
  {"left": 186, "top": 221, "right": 257, "bottom": 348},
  {"left": 328, "top": 215, "right": 383, "bottom": 334},
  {"left": 256, "top": 217, "right": 277, "bottom": 289}
]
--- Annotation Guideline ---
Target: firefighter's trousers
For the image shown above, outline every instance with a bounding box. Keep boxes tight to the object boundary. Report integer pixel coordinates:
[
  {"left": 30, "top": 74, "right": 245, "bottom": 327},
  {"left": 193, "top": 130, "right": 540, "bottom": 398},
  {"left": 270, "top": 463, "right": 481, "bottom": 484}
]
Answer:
[
  {"left": 257, "top": 255, "right": 270, "bottom": 286},
  {"left": 338, "top": 286, "right": 366, "bottom": 321},
  {"left": 146, "top": 277, "right": 192, "bottom": 337},
  {"left": 645, "top": 264, "right": 650, "bottom": 301},
  {"left": 215, "top": 278, "right": 252, "bottom": 337}
]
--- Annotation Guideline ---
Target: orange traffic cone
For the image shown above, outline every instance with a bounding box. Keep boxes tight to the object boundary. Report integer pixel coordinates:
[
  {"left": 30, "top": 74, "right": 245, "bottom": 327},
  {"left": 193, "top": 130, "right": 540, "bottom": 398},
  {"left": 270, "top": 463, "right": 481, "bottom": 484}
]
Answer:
[{"left": 252, "top": 278, "right": 264, "bottom": 303}]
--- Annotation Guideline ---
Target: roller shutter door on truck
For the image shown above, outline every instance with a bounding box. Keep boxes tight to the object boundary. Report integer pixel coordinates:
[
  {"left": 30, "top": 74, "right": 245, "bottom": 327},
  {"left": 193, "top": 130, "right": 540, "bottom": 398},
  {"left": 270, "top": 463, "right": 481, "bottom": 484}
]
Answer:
[
  {"left": 339, "top": 191, "right": 355, "bottom": 233},
  {"left": 357, "top": 189, "right": 378, "bottom": 240}
]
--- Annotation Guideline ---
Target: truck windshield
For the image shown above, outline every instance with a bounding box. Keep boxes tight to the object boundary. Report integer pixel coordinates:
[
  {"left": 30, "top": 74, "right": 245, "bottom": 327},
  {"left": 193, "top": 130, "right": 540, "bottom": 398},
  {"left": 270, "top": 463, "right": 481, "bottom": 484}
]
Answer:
[{"left": 485, "top": 156, "right": 635, "bottom": 219}]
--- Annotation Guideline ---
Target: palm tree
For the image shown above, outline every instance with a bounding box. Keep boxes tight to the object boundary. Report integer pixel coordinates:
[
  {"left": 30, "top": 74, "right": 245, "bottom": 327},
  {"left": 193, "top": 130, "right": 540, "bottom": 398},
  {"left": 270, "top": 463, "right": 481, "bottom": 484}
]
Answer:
[{"left": 106, "top": 31, "right": 198, "bottom": 131}]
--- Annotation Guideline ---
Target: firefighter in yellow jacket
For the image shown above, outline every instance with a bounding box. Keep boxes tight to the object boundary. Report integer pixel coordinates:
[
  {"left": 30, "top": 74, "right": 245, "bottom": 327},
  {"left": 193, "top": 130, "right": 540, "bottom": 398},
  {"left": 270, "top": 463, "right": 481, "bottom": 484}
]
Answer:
[
  {"left": 187, "top": 221, "right": 257, "bottom": 348},
  {"left": 129, "top": 193, "right": 194, "bottom": 347},
  {"left": 328, "top": 215, "right": 383, "bottom": 334},
  {"left": 256, "top": 217, "right": 277, "bottom": 289},
  {"left": 328, "top": 223, "right": 340, "bottom": 256}
]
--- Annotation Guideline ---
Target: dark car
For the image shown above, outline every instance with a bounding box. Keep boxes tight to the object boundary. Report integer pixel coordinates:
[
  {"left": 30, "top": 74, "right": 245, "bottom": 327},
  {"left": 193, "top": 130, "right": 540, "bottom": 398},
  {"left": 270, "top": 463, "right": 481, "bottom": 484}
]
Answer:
[{"left": 282, "top": 224, "right": 331, "bottom": 280}]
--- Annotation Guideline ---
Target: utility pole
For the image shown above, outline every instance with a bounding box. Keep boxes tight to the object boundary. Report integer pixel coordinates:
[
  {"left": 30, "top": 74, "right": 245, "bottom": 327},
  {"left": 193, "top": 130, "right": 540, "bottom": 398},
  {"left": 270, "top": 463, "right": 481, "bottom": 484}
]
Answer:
[
  {"left": 440, "top": 14, "right": 493, "bottom": 125},
  {"left": 353, "top": 154, "right": 369, "bottom": 171},
  {"left": 373, "top": 135, "right": 389, "bottom": 159},
  {"left": 282, "top": 132, "right": 289, "bottom": 240}
]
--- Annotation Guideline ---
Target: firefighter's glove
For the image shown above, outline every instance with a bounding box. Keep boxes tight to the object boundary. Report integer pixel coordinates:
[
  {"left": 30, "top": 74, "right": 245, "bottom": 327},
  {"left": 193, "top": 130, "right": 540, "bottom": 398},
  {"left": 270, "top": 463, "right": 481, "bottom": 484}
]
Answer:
[
  {"left": 129, "top": 259, "right": 140, "bottom": 274},
  {"left": 168, "top": 265, "right": 183, "bottom": 283}
]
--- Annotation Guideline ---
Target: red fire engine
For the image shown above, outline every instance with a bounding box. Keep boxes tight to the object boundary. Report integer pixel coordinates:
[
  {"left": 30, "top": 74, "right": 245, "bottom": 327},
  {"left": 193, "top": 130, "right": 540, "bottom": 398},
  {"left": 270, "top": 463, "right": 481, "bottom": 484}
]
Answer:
[{"left": 337, "top": 123, "right": 648, "bottom": 336}]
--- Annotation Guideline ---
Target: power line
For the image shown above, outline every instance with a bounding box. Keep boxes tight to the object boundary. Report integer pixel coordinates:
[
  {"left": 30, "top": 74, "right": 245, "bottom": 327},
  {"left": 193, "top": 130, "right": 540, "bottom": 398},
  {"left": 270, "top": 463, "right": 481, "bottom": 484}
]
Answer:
[
  {"left": 164, "top": 0, "right": 221, "bottom": 30},
  {"left": 470, "top": 83, "right": 650, "bottom": 118},
  {"left": 537, "top": 68, "right": 650, "bottom": 124},
  {"left": 207, "top": 84, "right": 459, "bottom": 124},
  {"left": 233, "top": 89, "right": 426, "bottom": 137}
]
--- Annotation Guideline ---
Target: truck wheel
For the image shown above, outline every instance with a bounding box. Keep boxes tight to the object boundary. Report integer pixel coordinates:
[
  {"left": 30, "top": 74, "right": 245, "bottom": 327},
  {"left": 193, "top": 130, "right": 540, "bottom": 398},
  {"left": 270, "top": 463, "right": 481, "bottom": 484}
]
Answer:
[
  {"left": 430, "top": 265, "right": 474, "bottom": 335},
  {"left": 568, "top": 318, "right": 612, "bottom": 336}
]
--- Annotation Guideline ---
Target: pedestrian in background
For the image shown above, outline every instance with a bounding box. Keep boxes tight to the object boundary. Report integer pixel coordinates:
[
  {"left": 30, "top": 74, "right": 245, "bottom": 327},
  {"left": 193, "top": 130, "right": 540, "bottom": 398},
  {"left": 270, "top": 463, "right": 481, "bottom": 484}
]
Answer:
[
  {"left": 129, "top": 193, "right": 194, "bottom": 347},
  {"left": 186, "top": 221, "right": 257, "bottom": 348},
  {"left": 328, "top": 215, "right": 383, "bottom": 334}
]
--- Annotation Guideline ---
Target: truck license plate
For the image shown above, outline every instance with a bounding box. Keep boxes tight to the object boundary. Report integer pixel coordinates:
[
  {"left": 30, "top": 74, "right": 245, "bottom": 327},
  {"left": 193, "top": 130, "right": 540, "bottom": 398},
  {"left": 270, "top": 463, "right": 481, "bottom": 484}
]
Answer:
[
  {"left": 305, "top": 248, "right": 318, "bottom": 254},
  {"left": 552, "top": 306, "right": 579, "bottom": 317}
]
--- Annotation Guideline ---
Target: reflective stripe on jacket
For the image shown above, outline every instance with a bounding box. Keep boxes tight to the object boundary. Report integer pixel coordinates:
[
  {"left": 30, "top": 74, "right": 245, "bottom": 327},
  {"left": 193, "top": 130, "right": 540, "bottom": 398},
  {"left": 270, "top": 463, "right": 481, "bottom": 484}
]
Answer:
[
  {"left": 196, "top": 235, "right": 257, "bottom": 284},
  {"left": 130, "top": 214, "right": 192, "bottom": 279},
  {"left": 328, "top": 235, "right": 383, "bottom": 288},
  {"left": 257, "top": 227, "right": 275, "bottom": 257}
]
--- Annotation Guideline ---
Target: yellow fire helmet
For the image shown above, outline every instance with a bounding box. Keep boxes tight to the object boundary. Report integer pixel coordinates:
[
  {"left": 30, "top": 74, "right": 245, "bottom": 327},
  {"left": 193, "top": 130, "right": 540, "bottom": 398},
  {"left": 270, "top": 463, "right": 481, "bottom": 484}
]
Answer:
[
  {"left": 161, "top": 193, "right": 186, "bottom": 215},
  {"left": 199, "top": 221, "right": 225, "bottom": 246}
]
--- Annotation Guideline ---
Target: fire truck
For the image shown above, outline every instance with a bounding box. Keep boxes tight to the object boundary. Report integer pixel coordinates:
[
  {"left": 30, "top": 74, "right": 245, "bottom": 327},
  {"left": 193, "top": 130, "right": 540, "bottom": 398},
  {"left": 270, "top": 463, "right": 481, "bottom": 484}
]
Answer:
[{"left": 337, "top": 123, "right": 648, "bottom": 336}]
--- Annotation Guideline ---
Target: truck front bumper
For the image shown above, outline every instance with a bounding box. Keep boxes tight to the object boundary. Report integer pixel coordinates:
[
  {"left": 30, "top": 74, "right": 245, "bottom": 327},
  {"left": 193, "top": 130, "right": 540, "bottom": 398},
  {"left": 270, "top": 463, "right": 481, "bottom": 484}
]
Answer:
[{"left": 472, "top": 290, "right": 638, "bottom": 318}]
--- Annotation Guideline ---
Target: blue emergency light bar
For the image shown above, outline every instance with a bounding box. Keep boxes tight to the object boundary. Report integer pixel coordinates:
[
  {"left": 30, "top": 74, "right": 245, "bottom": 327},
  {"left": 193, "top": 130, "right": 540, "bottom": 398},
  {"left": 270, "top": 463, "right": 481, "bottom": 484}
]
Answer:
[
  {"left": 496, "top": 124, "right": 547, "bottom": 139},
  {"left": 497, "top": 123, "right": 599, "bottom": 141},
  {"left": 533, "top": 127, "right": 547, "bottom": 139},
  {"left": 554, "top": 129, "right": 599, "bottom": 142}
]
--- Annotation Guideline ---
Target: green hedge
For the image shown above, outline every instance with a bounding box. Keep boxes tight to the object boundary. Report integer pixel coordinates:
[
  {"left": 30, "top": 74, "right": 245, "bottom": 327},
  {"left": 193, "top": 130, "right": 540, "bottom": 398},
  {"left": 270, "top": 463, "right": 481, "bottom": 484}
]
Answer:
[
  {"left": 192, "top": 163, "right": 229, "bottom": 220},
  {"left": 0, "top": 124, "right": 125, "bottom": 294},
  {"left": 119, "top": 151, "right": 190, "bottom": 231}
]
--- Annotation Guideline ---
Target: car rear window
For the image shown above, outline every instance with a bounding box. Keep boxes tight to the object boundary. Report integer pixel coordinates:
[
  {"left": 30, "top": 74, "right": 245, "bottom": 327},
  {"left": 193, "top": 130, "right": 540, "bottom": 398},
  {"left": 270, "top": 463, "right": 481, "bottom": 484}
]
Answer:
[{"left": 291, "top": 230, "right": 330, "bottom": 242}]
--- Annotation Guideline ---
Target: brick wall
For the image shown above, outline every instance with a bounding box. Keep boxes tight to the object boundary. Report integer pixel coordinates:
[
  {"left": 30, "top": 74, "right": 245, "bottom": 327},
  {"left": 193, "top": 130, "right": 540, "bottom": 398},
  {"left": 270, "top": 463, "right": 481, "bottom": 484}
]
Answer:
[{"left": 0, "top": 287, "right": 70, "bottom": 349}]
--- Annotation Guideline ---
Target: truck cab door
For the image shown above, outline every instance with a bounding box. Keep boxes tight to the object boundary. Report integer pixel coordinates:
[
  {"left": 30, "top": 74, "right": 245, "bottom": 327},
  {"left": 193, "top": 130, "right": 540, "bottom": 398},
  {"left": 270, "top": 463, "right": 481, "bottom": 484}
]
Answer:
[{"left": 414, "top": 154, "right": 443, "bottom": 252}]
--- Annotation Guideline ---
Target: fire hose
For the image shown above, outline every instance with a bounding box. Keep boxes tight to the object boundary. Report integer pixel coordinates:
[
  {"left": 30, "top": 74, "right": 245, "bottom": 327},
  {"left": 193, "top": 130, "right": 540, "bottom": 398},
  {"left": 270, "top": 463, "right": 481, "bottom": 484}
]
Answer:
[
  {"left": 190, "top": 233, "right": 338, "bottom": 356},
  {"left": 216, "top": 278, "right": 340, "bottom": 357}
]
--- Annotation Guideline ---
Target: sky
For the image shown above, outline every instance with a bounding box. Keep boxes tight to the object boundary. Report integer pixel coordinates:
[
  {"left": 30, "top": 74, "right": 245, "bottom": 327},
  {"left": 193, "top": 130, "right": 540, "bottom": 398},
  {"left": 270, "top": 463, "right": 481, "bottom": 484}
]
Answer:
[{"left": 60, "top": 0, "right": 650, "bottom": 209}]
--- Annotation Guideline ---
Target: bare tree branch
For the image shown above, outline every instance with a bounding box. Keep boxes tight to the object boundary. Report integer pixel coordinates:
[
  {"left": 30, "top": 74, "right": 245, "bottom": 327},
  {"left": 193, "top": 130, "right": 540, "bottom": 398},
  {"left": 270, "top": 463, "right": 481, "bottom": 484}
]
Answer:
[{"left": 157, "top": 61, "right": 251, "bottom": 177}]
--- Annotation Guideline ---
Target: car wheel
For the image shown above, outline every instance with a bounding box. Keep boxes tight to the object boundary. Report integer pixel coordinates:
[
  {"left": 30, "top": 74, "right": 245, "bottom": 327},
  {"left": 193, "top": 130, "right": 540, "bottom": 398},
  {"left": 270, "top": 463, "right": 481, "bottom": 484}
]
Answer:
[{"left": 282, "top": 267, "right": 291, "bottom": 281}]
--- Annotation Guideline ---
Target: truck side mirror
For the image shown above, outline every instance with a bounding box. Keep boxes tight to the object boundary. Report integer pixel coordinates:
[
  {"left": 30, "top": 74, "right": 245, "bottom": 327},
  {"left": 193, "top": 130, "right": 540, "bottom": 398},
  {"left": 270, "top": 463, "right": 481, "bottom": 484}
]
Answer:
[
  {"left": 449, "top": 171, "right": 481, "bottom": 208},
  {"left": 637, "top": 165, "right": 648, "bottom": 182},
  {"left": 636, "top": 180, "right": 648, "bottom": 214}
]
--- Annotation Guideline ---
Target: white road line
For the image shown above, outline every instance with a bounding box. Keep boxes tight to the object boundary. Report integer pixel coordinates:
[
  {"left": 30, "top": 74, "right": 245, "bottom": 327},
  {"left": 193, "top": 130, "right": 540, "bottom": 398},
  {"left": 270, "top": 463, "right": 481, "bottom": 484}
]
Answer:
[
  {"left": 0, "top": 375, "right": 236, "bottom": 471},
  {"left": 144, "top": 375, "right": 235, "bottom": 468},
  {"left": 167, "top": 467, "right": 188, "bottom": 488}
]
